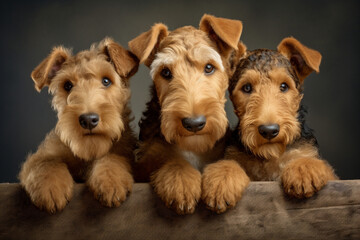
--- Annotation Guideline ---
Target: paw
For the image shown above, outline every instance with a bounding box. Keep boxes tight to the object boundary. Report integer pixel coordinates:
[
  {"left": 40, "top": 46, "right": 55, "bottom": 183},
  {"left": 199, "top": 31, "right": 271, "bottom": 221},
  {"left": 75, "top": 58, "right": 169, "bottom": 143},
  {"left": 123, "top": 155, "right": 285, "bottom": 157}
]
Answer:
[
  {"left": 202, "top": 160, "right": 250, "bottom": 213},
  {"left": 88, "top": 162, "right": 133, "bottom": 207},
  {"left": 281, "top": 158, "right": 336, "bottom": 198},
  {"left": 151, "top": 161, "right": 201, "bottom": 215},
  {"left": 22, "top": 168, "right": 74, "bottom": 213}
]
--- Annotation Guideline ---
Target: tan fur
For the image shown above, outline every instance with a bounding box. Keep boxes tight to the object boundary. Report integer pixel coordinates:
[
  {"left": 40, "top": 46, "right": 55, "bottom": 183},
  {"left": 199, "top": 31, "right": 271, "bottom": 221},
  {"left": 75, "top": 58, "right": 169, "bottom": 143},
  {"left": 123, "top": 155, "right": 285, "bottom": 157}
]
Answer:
[
  {"left": 278, "top": 37, "right": 322, "bottom": 83},
  {"left": 151, "top": 160, "right": 202, "bottom": 215},
  {"left": 232, "top": 68, "right": 302, "bottom": 159},
  {"left": 130, "top": 15, "right": 243, "bottom": 214},
  {"left": 226, "top": 37, "right": 336, "bottom": 202},
  {"left": 201, "top": 160, "right": 250, "bottom": 213},
  {"left": 19, "top": 38, "right": 138, "bottom": 213}
]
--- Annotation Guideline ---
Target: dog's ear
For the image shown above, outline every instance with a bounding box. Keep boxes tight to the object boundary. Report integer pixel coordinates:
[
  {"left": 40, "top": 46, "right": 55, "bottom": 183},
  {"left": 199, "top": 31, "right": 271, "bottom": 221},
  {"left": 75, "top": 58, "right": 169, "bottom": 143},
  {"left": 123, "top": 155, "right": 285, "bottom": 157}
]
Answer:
[
  {"left": 31, "top": 47, "right": 70, "bottom": 92},
  {"left": 199, "top": 14, "right": 243, "bottom": 58},
  {"left": 278, "top": 37, "right": 322, "bottom": 83},
  {"left": 227, "top": 41, "right": 248, "bottom": 75},
  {"left": 100, "top": 38, "right": 139, "bottom": 81},
  {"left": 128, "top": 23, "right": 168, "bottom": 67}
]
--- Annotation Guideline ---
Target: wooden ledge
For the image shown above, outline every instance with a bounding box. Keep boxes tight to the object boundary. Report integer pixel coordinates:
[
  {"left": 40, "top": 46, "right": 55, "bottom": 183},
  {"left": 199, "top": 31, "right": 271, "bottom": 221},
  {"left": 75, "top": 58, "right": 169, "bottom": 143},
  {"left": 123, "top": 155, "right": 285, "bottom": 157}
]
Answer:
[{"left": 0, "top": 181, "right": 359, "bottom": 240}]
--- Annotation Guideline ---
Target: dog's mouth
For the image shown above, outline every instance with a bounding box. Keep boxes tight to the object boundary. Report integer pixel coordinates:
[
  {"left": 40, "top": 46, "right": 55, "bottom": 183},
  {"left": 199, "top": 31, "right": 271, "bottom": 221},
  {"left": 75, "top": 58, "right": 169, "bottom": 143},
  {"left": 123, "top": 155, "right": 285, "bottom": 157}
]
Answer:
[
  {"left": 180, "top": 132, "right": 207, "bottom": 137},
  {"left": 83, "top": 130, "right": 104, "bottom": 137}
]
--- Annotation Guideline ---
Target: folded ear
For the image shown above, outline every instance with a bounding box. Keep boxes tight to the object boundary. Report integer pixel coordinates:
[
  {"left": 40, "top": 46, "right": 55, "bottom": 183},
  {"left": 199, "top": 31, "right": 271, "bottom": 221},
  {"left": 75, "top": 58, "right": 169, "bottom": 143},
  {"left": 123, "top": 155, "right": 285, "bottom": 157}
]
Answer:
[
  {"left": 100, "top": 38, "right": 139, "bottom": 81},
  {"left": 128, "top": 24, "right": 168, "bottom": 67},
  {"left": 31, "top": 47, "right": 70, "bottom": 92},
  {"left": 199, "top": 14, "right": 243, "bottom": 58},
  {"left": 228, "top": 41, "right": 248, "bottom": 74},
  {"left": 278, "top": 37, "right": 322, "bottom": 83}
]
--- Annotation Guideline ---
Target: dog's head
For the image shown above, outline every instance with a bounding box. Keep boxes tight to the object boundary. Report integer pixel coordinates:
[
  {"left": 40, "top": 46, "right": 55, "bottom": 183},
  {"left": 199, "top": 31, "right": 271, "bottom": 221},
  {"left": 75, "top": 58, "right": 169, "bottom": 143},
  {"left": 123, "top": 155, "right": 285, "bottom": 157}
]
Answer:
[
  {"left": 129, "top": 14, "right": 242, "bottom": 153},
  {"left": 229, "top": 37, "right": 321, "bottom": 159},
  {"left": 31, "top": 38, "right": 138, "bottom": 160}
]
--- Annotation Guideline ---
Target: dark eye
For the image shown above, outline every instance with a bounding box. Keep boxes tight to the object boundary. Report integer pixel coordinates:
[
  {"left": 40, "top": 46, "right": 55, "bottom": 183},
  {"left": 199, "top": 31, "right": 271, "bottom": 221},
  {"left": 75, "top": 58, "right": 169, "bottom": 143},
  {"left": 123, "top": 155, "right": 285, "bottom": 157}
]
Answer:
[
  {"left": 64, "top": 81, "right": 73, "bottom": 92},
  {"left": 242, "top": 83, "right": 252, "bottom": 93},
  {"left": 160, "top": 67, "right": 172, "bottom": 80},
  {"left": 204, "top": 64, "right": 215, "bottom": 75},
  {"left": 280, "top": 82, "right": 289, "bottom": 92},
  {"left": 102, "top": 77, "right": 112, "bottom": 87}
]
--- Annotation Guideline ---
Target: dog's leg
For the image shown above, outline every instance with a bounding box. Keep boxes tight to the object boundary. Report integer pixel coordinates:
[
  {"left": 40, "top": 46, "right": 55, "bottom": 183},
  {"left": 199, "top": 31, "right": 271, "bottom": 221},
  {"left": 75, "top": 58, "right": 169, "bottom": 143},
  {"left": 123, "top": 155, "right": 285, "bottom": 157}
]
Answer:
[
  {"left": 19, "top": 152, "right": 74, "bottom": 213},
  {"left": 87, "top": 153, "right": 133, "bottom": 207},
  {"left": 151, "top": 159, "right": 202, "bottom": 215},
  {"left": 202, "top": 160, "right": 250, "bottom": 213},
  {"left": 281, "top": 157, "right": 337, "bottom": 198}
]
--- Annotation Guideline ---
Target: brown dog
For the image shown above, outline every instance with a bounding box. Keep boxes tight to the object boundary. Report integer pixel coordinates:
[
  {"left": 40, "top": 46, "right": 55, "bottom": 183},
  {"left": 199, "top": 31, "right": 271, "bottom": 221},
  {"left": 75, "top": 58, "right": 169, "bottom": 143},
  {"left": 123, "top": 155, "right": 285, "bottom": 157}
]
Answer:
[
  {"left": 19, "top": 38, "right": 138, "bottom": 213},
  {"left": 129, "top": 15, "right": 243, "bottom": 214},
  {"left": 223, "top": 37, "right": 337, "bottom": 212}
]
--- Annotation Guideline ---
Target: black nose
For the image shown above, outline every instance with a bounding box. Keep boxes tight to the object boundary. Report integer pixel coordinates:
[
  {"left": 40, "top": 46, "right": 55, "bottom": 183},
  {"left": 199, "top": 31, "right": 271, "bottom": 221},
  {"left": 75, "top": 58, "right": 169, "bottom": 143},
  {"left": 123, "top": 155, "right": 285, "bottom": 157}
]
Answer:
[
  {"left": 181, "top": 116, "right": 206, "bottom": 133},
  {"left": 79, "top": 113, "right": 99, "bottom": 130},
  {"left": 258, "top": 124, "right": 280, "bottom": 140}
]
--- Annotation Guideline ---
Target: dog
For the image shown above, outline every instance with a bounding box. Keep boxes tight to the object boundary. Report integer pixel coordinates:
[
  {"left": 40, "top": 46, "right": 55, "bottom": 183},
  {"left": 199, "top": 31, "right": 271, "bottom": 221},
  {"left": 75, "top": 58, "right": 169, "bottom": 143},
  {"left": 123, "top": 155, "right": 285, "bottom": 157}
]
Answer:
[
  {"left": 128, "top": 14, "right": 243, "bottom": 214},
  {"left": 222, "top": 37, "right": 337, "bottom": 212},
  {"left": 19, "top": 38, "right": 139, "bottom": 213}
]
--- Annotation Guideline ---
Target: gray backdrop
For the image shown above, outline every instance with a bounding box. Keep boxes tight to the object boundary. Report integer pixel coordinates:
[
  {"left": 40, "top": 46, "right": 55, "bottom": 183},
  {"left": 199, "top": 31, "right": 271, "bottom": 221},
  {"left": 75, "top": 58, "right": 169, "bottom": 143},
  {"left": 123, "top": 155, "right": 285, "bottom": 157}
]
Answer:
[{"left": 0, "top": 0, "right": 359, "bottom": 182}]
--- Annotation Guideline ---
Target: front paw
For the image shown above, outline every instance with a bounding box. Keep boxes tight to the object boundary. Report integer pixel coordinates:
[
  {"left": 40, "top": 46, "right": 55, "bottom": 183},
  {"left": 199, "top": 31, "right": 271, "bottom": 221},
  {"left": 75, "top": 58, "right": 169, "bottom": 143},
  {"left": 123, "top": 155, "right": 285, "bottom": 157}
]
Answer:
[
  {"left": 88, "top": 161, "right": 133, "bottom": 207},
  {"left": 202, "top": 160, "right": 250, "bottom": 213},
  {"left": 151, "top": 161, "right": 201, "bottom": 215},
  {"left": 281, "top": 158, "right": 336, "bottom": 198},
  {"left": 22, "top": 167, "right": 74, "bottom": 213}
]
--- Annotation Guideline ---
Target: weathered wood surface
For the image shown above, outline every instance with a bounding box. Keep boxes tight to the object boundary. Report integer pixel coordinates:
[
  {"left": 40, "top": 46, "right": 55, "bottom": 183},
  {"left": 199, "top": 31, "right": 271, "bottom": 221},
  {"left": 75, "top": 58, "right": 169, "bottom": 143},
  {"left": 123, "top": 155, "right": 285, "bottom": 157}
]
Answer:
[{"left": 0, "top": 181, "right": 359, "bottom": 240}]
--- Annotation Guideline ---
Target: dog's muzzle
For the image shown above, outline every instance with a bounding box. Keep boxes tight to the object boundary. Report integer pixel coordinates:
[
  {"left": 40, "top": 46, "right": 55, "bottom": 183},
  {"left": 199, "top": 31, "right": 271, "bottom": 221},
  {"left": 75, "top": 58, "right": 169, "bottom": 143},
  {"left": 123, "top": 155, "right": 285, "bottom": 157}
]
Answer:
[{"left": 79, "top": 113, "right": 99, "bottom": 130}]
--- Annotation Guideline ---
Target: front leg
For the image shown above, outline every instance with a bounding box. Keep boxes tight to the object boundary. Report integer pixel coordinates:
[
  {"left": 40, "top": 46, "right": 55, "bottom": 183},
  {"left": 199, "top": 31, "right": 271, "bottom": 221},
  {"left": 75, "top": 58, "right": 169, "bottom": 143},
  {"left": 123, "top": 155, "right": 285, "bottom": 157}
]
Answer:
[
  {"left": 87, "top": 153, "right": 133, "bottom": 207},
  {"left": 202, "top": 160, "right": 250, "bottom": 213},
  {"left": 281, "top": 157, "right": 337, "bottom": 198},
  {"left": 19, "top": 153, "right": 74, "bottom": 213},
  {"left": 151, "top": 160, "right": 202, "bottom": 215}
]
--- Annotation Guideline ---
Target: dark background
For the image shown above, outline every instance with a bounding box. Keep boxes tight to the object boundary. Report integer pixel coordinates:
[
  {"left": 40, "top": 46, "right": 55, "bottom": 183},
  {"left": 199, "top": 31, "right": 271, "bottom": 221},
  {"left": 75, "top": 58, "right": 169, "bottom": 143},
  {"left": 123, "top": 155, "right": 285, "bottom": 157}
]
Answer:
[{"left": 0, "top": 0, "right": 359, "bottom": 182}]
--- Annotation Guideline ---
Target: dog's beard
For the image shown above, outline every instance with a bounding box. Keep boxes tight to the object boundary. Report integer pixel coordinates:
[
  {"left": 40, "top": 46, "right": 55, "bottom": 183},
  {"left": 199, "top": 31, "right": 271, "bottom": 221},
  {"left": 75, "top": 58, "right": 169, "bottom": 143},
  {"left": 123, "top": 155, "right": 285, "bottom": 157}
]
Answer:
[
  {"left": 240, "top": 121, "right": 300, "bottom": 160},
  {"left": 161, "top": 114, "right": 227, "bottom": 153},
  {"left": 55, "top": 107, "right": 124, "bottom": 160}
]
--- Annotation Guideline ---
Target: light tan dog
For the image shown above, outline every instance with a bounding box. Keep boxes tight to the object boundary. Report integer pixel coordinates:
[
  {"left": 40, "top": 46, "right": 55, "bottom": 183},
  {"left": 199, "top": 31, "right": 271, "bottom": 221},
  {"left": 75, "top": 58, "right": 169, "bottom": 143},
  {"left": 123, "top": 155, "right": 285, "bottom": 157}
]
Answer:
[
  {"left": 129, "top": 14, "right": 243, "bottom": 214},
  {"left": 19, "top": 38, "right": 138, "bottom": 213}
]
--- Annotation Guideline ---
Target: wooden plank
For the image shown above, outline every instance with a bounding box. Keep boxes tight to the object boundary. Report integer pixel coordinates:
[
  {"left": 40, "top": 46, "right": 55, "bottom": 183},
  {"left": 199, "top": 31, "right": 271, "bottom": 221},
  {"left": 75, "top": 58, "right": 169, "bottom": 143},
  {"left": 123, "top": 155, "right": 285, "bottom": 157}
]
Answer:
[{"left": 0, "top": 181, "right": 359, "bottom": 240}]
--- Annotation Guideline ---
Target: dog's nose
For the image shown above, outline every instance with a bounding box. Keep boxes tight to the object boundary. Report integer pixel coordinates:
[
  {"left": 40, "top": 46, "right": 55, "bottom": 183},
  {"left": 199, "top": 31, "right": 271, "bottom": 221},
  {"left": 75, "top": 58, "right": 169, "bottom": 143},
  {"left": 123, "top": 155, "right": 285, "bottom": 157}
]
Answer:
[
  {"left": 258, "top": 124, "right": 280, "bottom": 140},
  {"left": 79, "top": 113, "right": 99, "bottom": 130},
  {"left": 181, "top": 116, "right": 206, "bottom": 133}
]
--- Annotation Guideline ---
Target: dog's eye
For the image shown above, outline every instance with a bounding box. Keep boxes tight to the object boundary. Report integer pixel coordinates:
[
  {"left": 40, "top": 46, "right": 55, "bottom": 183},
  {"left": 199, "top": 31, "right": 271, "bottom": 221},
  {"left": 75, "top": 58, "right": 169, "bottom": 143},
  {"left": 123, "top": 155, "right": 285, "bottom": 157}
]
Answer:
[
  {"left": 204, "top": 64, "right": 215, "bottom": 75},
  {"left": 280, "top": 82, "right": 289, "bottom": 92},
  {"left": 64, "top": 81, "right": 73, "bottom": 92},
  {"left": 242, "top": 83, "right": 252, "bottom": 93},
  {"left": 102, "top": 78, "right": 112, "bottom": 87},
  {"left": 160, "top": 67, "right": 172, "bottom": 80}
]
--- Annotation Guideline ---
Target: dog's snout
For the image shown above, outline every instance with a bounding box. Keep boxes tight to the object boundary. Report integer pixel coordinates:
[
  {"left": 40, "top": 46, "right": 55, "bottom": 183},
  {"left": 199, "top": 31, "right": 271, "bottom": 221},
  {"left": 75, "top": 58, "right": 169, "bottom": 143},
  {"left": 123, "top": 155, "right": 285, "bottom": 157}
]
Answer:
[
  {"left": 79, "top": 113, "right": 99, "bottom": 130},
  {"left": 181, "top": 116, "right": 206, "bottom": 133},
  {"left": 258, "top": 124, "right": 280, "bottom": 140}
]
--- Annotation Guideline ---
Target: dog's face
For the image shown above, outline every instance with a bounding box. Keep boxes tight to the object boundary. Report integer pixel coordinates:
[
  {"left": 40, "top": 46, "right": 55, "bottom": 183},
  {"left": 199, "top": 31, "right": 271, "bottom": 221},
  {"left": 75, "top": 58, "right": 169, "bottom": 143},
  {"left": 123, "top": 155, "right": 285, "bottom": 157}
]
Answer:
[
  {"left": 151, "top": 27, "right": 229, "bottom": 152},
  {"left": 229, "top": 38, "right": 322, "bottom": 159},
  {"left": 31, "top": 38, "right": 138, "bottom": 160},
  {"left": 129, "top": 15, "right": 243, "bottom": 153}
]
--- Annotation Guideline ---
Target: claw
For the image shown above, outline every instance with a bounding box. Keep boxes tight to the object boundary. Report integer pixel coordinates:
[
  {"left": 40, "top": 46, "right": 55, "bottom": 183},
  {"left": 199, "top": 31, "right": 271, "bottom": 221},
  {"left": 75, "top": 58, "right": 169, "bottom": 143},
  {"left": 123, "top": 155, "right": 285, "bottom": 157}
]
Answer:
[{"left": 225, "top": 201, "right": 230, "bottom": 206}]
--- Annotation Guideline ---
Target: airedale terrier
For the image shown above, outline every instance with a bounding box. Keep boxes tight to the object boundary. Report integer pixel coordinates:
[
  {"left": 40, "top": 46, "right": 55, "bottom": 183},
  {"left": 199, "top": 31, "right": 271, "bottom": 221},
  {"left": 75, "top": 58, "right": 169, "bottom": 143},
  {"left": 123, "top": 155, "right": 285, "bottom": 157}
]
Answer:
[
  {"left": 19, "top": 38, "right": 138, "bottom": 213},
  {"left": 128, "top": 14, "right": 243, "bottom": 214},
  {"left": 221, "top": 37, "right": 337, "bottom": 212}
]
